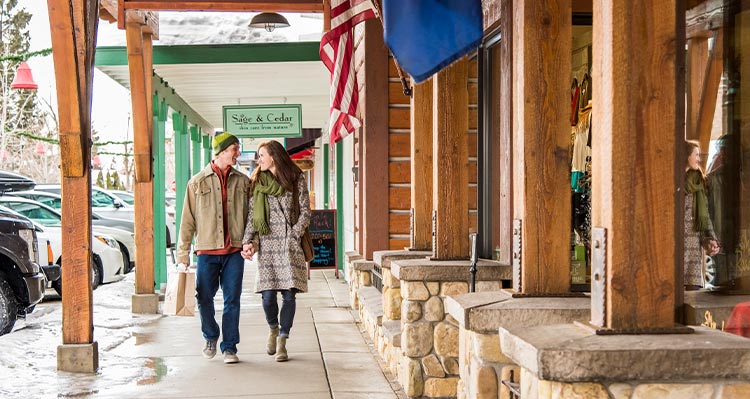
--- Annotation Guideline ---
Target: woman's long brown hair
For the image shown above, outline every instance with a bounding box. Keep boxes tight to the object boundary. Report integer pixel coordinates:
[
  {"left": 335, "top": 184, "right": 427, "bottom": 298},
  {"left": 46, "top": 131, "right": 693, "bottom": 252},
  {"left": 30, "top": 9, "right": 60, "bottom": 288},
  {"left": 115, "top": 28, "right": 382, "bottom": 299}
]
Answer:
[
  {"left": 250, "top": 140, "right": 302, "bottom": 191},
  {"left": 685, "top": 139, "right": 706, "bottom": 178}
]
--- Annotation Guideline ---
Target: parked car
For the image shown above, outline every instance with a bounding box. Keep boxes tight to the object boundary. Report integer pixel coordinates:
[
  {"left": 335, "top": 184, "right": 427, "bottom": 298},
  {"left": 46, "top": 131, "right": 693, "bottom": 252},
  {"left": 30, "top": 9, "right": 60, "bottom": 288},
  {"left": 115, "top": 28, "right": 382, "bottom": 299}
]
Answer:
[
  {"left": 0, "top": 208, "right": 44, "bottom": 335},
  {"left": 0, "top": 170, "right": 35, "bottom": 194},
  {"left": 0, "top": 197, "right": 130, "bottom": 281},
  {"left": 109, "top": 190, "right": 135, "bottom": 206},
  {"left": 33, "top": 185, "right": 177, "bottom": 248},
  {"left": 9, "top": 191, "right": 137, "bottom": 272},
  {"left": 28, "top": 225, "right": 61, "bottom": 294},
  {"left": 34, "top": 184, "right": 132, "bottom": 220}
]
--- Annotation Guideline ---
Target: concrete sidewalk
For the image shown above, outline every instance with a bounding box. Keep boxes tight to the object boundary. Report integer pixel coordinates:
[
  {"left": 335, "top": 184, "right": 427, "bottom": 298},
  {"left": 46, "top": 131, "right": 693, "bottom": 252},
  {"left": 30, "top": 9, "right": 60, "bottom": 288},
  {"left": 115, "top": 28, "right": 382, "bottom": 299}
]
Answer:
[{"left": 101, "top": 265, "right": 405, "bottom": 398}]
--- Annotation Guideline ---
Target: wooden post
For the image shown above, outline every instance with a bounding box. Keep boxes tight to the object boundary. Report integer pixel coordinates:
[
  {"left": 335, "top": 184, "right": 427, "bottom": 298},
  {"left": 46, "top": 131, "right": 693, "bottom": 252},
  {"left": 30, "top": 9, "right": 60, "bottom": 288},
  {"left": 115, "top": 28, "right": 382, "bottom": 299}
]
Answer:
[
  {"left": 686, "top": 37, "right": 709, "bottom": 141},
  {"left": 47, "top": 0, "right": 99, "bottom": 372},
  {"left": 409, "top": 78, "right": 433, "bottom": 251},
  {"left": 591, "top": 0, "right": 678, "bottom": 330},
  {"left": 127, "top": 23, "right": 156, "bottom": 299},
  {"left": 512, "top": 0, "right": 572, "bottom": 294},
  {"left": 361, "top": 18, "right": 389, "bottom": 259},
  {"left": 432, "top": 58, "right": 469, "bottom": 260}
]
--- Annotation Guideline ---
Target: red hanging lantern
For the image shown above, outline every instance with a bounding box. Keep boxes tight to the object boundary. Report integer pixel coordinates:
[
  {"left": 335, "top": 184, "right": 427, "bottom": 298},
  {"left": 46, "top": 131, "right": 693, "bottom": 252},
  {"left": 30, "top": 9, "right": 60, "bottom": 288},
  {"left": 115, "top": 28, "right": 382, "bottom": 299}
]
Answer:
[
  {"left": 11, "top": 62, "right": 38, "bottom": 90},
  {"left": 93, "top": 155, "right": 101, "bottom": 168},
  {"left": 35, "top": 142, "right": 45, "bottom": 155}
]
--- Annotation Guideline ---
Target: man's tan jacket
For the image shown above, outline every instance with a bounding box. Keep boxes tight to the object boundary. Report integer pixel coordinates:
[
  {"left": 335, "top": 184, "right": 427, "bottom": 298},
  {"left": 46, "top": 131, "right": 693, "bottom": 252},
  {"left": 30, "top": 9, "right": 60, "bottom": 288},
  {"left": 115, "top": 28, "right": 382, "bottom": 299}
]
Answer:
[{"left": 176, "top": 163, "right": 250, "bottom": 264}]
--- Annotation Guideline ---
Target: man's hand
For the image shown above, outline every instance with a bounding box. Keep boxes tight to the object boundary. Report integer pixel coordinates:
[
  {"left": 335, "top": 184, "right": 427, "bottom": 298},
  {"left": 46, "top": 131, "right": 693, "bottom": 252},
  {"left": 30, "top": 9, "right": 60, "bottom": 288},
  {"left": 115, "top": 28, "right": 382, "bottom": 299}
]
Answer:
[
  {"left": 241, "top": 243, "right": 255, "bottom": 260},
  {"left": 176, "top": 263, "right": 189, "bottom": 272}
]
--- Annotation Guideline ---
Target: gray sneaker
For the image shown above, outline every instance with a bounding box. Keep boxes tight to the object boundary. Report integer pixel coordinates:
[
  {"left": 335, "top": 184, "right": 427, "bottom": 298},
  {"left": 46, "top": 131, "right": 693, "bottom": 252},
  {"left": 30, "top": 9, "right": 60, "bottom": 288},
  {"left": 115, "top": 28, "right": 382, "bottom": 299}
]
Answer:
[
  {"left": 202, "top": 340, "right": 217, "bottom": 359},
  {"left": 223, "top": 351, "right": 239, "bottom": 364}
]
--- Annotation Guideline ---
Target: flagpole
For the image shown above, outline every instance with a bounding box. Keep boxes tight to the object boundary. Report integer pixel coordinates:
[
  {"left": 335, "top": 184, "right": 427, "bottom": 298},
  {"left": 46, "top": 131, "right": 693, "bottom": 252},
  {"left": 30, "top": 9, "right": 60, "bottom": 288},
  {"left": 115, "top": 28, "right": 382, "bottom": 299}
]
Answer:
[{"left": 370, "top": 1, "right": 413, "bottom": 97}]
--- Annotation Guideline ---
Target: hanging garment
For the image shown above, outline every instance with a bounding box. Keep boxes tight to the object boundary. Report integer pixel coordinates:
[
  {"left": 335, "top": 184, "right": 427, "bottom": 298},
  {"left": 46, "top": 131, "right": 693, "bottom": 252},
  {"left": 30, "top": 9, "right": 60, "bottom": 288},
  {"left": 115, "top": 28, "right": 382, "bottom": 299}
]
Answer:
[
  {"left": 570, "top": 78, "right": 580, "bottom": 126},
  {"left": 571, "top": 105, "right": 592, "bottom": 192}
]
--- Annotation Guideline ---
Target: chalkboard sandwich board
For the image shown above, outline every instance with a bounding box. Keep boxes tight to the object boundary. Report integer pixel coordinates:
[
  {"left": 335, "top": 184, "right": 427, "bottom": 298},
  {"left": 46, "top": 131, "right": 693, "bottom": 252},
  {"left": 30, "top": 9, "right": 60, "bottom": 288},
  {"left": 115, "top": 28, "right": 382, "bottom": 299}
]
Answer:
[{"left": 308, "top": 209, "right": 337, "bottom": 270}]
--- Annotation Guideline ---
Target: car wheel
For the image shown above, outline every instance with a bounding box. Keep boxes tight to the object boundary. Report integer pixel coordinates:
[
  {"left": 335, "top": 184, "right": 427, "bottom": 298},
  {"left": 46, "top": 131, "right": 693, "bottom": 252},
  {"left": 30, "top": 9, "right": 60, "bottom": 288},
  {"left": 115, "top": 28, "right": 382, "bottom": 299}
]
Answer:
[
  {"left": 0, "top": 276, "right": 19, "bottom": 336},
  {"left": 51, "top": 277, "right": 62, "bottom": 297},
  {"left": 91, "top": 255, "right": 103, "bottom": 290},
  {"left": 118, "top": 242, "right": 132, "bottom": 274}
]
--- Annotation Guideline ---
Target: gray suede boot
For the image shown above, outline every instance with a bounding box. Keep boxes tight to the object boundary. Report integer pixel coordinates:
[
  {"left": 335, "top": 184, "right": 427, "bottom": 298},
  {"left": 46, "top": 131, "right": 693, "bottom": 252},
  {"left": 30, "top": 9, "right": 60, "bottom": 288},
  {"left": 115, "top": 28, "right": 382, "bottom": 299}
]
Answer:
[
  {"left": 275, "top": 336, "right": 288, "bottom": 362},
  {"left": 267, "top": 327, "right": 279, "bottom": 355}
]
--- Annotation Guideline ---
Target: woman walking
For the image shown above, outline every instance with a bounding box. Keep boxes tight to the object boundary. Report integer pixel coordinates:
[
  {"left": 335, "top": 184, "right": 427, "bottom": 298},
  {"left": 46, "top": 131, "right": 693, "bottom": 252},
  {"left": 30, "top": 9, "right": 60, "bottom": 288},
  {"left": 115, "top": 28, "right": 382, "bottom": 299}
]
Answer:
[
  {"left": 241, "top": 140, "right": 310, "bottom": 361},
  {"left": 684, "top": 140, "right": 720, "bottom": 290}
]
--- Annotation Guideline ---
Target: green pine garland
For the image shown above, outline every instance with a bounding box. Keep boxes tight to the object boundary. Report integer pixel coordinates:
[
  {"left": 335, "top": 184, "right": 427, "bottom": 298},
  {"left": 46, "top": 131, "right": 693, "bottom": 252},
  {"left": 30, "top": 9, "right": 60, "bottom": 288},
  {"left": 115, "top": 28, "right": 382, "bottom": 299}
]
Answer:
[
  {"left": 0, "top": 48, "right": 53, "bottom": 62},
  {"left": 15, "top": 132, "right": 133, "bottom": 147}
]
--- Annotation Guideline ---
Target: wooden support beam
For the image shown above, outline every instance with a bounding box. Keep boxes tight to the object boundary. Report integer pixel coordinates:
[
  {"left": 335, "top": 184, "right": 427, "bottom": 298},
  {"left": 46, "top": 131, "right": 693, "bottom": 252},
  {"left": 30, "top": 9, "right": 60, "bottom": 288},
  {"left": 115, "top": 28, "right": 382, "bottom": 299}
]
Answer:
[
  {"left": 122, "top": 0, "right": 324, "bottom": 12},
  {"left": 696, "top": 29, "right": 723, "bottom": 157},
  {"left": 686, "top": 36, "right": 710, "bottom": 141},
  {"left": 127, "top": 25, "right": 156, "bottom": 294},
  {"left": 592, "top": 0, "right": 678, "bottom": 330},
  {"left": 512, "top": 0, "right": 571, "bottom": 294},
  {"left": 497, "top": 0, "right": 513, "bottom": 265},
  {"left": 409, "top": 78, "right": 433, "bottom": 251},
  {"left": 432, "top": 58, "right": 469, "bottom": 260},
  {"left": 361, "top": 18, "right": 389, "bottom": 259},
  {"left": 47, "top": 0, "right": 99, "bottom": 345},
  {"left": 100, "top": 0, "right": 159, "bottom": 38},
  {"left": 686, "top": 0, "right": 723, "bottom": 39},
  {"left": 126, "top": 23, "right": 153, "bottom": 183}
]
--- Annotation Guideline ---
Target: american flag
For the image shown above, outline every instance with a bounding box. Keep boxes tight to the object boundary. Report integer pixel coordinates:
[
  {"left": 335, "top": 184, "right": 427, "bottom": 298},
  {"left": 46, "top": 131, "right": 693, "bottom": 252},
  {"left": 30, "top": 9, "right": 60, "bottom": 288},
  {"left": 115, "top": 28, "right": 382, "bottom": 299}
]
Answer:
[{"left": 319, "top": 0, "right": 379, "bottom": 145}]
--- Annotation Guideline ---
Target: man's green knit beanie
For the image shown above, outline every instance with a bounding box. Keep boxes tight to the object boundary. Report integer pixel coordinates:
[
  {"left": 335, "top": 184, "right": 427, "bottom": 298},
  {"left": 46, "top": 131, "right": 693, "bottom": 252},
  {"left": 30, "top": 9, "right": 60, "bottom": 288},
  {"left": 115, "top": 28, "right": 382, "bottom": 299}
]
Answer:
[{"left": 212, "top": 132, "right": 239, "bottom": 155}]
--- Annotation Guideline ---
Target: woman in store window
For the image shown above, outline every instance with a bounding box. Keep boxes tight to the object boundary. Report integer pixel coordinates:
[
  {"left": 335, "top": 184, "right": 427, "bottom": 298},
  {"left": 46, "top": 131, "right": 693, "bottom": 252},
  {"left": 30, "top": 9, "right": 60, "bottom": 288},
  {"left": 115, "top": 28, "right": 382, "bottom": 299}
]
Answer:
[
  {"left": 684, "top": 140, "right": 720, "bottom": 290},
  {"left": 241, "top": 140, "right": 310, "bottom": 362}
]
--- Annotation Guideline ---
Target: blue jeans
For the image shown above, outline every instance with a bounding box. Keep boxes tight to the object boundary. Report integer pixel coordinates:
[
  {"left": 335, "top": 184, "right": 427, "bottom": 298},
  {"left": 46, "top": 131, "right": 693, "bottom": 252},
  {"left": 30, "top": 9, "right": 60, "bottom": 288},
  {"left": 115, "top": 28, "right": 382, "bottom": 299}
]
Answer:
[
  {"left": 261, "top": 289, "right": 297, "bottom": 337},
  {"left": 195, "top": 252, "right": 244, "bottom": 353}
]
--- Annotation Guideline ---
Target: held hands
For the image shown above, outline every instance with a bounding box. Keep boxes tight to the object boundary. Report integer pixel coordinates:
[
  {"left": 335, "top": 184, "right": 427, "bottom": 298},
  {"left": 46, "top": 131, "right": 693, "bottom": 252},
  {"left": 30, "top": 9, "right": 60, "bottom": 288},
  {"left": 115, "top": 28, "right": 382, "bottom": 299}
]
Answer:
[
  {"left": 705, "top": 240, "right": 720, "bottom": 257},
  {"left": 175, "top": 263, "right": 189, "bottom": 272},
  {"left": 241, "top": 243, "right": 255, "bottom": 260}
]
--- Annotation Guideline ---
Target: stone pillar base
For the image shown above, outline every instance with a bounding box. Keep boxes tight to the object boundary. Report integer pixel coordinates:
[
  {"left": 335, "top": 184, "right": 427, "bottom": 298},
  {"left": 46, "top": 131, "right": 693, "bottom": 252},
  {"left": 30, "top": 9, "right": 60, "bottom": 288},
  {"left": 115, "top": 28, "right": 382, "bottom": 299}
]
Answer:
[
  {"left": 132, "top": 293, "right": 159, "bottom": 314},
  {"left": 57, "top": 342, "right": 98, "bottom": 373}
]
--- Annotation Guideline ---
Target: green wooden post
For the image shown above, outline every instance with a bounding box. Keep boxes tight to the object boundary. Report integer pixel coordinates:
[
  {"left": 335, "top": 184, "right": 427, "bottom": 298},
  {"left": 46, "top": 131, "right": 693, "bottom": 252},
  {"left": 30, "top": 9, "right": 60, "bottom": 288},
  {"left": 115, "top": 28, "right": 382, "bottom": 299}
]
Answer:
[
  {"left": 153, "top": 97, "right": 167, "bottom": 287},
  {"left": 336, "top": 142, "right": 344, "bottom": 273},
  {"left": 202, "top": 134, "right": 211, "bottom": 167},
  {"left": 191, "top": 125, "right": 201, "bottom": 176},
  {"left": 173, "top": 113, "right": 190, "bottom": 241}
]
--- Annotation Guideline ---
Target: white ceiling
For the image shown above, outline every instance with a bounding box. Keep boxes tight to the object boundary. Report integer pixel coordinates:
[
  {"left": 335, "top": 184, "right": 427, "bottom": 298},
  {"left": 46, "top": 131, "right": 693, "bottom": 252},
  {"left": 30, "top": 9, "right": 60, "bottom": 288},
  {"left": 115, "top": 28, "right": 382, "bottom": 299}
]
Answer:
[{"left": 98, "top": 60, "right": 330, "bottom": 132}]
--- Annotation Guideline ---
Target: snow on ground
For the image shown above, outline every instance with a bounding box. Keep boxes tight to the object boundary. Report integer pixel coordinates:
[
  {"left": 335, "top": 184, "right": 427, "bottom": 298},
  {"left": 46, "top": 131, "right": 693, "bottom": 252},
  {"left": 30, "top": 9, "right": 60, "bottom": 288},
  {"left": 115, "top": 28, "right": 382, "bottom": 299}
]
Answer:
[{"left": 0, "top": 272, "right": 163, "bottom": 399}]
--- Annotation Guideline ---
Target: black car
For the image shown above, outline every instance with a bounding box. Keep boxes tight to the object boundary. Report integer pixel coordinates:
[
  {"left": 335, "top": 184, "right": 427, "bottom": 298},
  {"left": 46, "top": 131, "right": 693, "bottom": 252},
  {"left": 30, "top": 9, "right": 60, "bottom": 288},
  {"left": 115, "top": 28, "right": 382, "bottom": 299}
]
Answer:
[
  {"left": 0, "top": 208, "right": 45, "bottom": 335},
  {"left": 0, "top": 170, "right": 35, "bottom": 194}
]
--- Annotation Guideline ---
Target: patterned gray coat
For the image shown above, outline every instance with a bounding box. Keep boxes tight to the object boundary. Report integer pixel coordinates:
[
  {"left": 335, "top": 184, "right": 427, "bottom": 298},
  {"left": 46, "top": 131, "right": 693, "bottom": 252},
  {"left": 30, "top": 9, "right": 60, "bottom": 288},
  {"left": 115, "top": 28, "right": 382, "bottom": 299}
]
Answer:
[
  {"left": 243, "top": 173, "right": 310, "bottom": 293},
  {"left": 684, "top": 191, "right": 717, "bottom": 287}
]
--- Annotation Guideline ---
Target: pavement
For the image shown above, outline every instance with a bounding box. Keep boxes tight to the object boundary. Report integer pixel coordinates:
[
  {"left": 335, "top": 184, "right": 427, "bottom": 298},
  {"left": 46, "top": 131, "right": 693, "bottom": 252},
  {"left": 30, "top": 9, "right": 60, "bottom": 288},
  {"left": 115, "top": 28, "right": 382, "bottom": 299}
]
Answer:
[{"left": 0, "top": 262, "right": 406, "bottom": 399}]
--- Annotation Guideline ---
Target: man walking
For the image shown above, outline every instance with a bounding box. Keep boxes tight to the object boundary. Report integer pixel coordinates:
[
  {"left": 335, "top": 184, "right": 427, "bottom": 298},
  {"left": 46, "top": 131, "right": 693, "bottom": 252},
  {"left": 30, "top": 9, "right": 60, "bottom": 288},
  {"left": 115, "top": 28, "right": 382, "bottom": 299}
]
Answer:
[{"left": 176, "top": 132, "right": 250, "bottom": 364}]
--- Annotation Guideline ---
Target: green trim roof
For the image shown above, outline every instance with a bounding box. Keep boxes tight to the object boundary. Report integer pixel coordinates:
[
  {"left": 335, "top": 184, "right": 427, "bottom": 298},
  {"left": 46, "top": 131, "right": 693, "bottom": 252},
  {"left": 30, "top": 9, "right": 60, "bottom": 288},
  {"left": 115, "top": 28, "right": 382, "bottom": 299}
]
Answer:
[{"left": 95, "top": 41, "right": 321, "bottom": 66}]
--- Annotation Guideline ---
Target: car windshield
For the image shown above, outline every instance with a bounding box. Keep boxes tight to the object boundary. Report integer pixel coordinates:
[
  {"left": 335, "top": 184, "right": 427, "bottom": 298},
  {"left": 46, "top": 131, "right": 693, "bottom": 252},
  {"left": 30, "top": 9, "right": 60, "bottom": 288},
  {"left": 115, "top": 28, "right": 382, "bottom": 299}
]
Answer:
[
  {"left": 114, "top": 192, "right": 135, "bottom": 205},
  {"left": 1, "top": 201, "right": 61, "bottom": 227}
]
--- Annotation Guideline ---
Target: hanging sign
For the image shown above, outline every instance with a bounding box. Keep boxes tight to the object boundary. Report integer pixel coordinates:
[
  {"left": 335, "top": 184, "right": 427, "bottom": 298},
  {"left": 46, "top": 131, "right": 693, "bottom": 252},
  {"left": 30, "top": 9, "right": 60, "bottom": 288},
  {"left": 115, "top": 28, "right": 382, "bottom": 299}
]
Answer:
[{"left": 223, "top": 104, "right": 302, "bottom": 138}]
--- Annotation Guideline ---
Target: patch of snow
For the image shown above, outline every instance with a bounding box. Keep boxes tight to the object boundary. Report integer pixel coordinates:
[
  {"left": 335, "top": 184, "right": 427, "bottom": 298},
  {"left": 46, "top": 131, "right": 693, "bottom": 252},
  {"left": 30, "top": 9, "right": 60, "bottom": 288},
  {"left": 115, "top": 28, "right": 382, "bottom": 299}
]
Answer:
[{"left": 98, "top": 11, "right": 323, "bottom": 46}]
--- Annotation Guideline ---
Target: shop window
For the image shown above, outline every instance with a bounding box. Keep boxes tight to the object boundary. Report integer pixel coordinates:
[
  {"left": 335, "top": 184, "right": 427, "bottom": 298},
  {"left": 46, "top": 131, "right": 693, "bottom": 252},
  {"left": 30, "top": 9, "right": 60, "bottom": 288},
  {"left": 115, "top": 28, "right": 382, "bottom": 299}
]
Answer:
[
  {"left": 683, "top": 1, "right": 750, "bottom": 337},
  {"left": 477, "top": 29, "right": 511, "bottom": 263},
  {"left": 570, "top": 15, "right": 593, "bottom": 292}
]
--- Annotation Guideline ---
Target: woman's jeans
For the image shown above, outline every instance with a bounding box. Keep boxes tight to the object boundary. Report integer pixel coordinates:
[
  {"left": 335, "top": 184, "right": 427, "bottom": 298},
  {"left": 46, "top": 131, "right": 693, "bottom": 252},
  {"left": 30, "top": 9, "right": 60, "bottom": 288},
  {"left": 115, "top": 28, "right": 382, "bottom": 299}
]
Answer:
[
  {"left": 196, "top": 251, "right": 244, "bottom": 353},
  {"left": 261, "top": 289, "right": 297, "bottom": 337}
]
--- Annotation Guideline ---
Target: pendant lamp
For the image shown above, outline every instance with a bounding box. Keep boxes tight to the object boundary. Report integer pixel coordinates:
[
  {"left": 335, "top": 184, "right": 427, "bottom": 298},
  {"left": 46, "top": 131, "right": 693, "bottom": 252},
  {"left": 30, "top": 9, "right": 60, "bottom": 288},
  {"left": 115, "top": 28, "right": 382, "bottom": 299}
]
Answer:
[
  {"left": 248, "top": 12, "right": 290, "bottom": 32},
  {"left": 11, "top": 62, "right": 38, "bottom": 90}
]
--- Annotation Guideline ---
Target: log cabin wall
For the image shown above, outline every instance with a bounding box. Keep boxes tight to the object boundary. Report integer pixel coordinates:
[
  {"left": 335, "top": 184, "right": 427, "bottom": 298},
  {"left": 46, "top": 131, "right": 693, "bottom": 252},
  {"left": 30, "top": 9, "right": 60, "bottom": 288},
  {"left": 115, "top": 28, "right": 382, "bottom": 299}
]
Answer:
[{"left": 388, "top": 58, "right": 411, "bottom": 250}]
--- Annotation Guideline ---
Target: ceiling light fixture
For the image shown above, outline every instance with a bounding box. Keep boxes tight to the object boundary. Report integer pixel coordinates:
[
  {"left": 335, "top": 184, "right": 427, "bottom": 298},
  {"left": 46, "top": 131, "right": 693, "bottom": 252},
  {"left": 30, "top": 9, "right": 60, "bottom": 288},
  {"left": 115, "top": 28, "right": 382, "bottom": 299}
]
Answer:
[{"left": 248, "top": 12, "right": 290, "bottom": 32}]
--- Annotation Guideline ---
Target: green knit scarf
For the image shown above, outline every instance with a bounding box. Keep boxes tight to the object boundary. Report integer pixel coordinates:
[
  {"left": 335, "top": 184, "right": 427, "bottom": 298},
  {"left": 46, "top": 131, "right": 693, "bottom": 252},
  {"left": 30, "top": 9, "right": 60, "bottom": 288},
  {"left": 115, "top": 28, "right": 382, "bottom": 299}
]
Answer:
[
  {"left": 252, "top": 171, "right": 285, "bottom": 235},
  {"left": 685, "top": 169, "right": 709, "bottom": 232}
]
